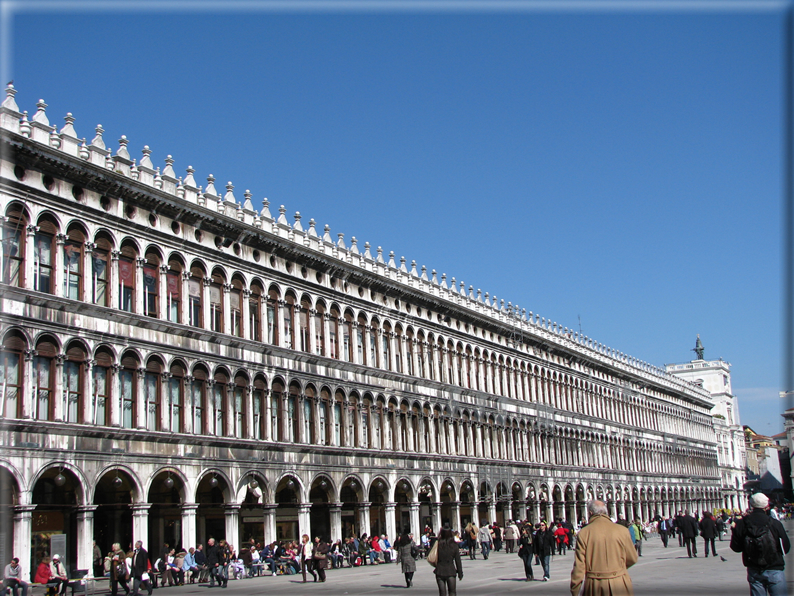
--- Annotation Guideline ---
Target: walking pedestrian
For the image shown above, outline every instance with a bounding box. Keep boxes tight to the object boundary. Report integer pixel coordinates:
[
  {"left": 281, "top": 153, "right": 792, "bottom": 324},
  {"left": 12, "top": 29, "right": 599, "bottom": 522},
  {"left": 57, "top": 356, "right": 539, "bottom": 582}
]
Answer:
[
  {"left": 700, "top": 511, "right": 718, "bottom": 558},
  {"left": 433, "top": 526, "right": 463, "bottom": 596},
  {"left": 517, "top": 526, "right": 534, "bottom": 581},
  {"left": 681, "top": 510, "right": 699, "bottom": 558},
  {"left": 533, "top": 521, "right": 555, "bottom": 581},
  {"left": 395, "top": 529, "right": 417, "bottom": 588},
  {"left": 478, "top": 524, "right": 492, "bottom": 560},
  {"left": 300, "top": 535, "right": 316, "bottom": 582},
  {"left": 130, "top": 542, "right": 152, "bottom": 596}
]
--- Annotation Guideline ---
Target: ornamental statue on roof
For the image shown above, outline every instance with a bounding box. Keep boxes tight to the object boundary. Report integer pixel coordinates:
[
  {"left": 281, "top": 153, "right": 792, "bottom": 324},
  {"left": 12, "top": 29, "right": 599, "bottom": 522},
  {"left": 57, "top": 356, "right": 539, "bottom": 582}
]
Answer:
[{"left": 693, "top": 334, "right": 705, "bottom": 360}]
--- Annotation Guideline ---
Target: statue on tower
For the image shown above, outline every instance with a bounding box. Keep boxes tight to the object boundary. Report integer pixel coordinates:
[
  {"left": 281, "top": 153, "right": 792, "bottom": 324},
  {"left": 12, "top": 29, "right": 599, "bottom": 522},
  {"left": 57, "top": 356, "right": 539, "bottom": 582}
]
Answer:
[{"left": 693, "top": 334, "right": 704, "bottom": 360}]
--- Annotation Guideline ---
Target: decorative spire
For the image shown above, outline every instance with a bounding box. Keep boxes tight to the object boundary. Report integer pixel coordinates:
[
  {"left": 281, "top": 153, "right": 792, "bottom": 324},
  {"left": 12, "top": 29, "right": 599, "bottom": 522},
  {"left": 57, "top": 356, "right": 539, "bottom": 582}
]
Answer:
[
  {"left": 336, "top": 233, "right": 346, "bottom": 249},
  {"left": 376, "top": 246, "right": 384, "bottom": 263},
  {"left": 163, "top": 155, "right": 176, "bottom": 179},
  {"left": 364, "top": 242, "right": 372, "bottom": 259},
  {"left": 410, "top": 260, "right": 418, "bottom": 277},
  {"left": 243, "top": 190, "right": 253, "bottom": 211},
  {"left": 277, "top": 205, "right": 288, "bottom": 225},
  {"left": 140, "top": 146, "right": 154, "bottom": 169},
  {"left": 19, "top": 111, "right": 30, "bottom": 138},
  {"left": 60, "top": 113, "right": 77, "bottom": 138},
  {"left": 79, "top": 138, "right": 89, "bottom": 160},
  {"left": 350, "top": 236, "right": 359, "bottom": 254},
  {"left": 322, "top": 224, "right": 333, "bottom": 243},
  {"left": 116, "top": 136, "right": 130, "bottom": 159},
  {"left": 90, "top": 124, "right": 105, "bottom": 149},
  {"left": 184, "top": 166, "right": 196, "bottom": 188},
  {"left": 1, "top": 83, "right": 19, "bottom": 112},
  {"left": 224, "top": 181, "right": 236, "bottom": 203},
  {"left": 308, "top": 218, "right": 318, "bottom": 237},
  {"left": 205, "top": 174, "right": 217, "bottom": 196},
  {"left": 261, "top": 198, "right": 272, "bottom": 219},
  {"left": 388, "top": 251, "right": 396, "bottom": 268},
  {"left": 293, "top": 212, "right": 303, "bottom": 232},
  {"left": 32, "top": 99, "right": 49, "bottom": 125}
]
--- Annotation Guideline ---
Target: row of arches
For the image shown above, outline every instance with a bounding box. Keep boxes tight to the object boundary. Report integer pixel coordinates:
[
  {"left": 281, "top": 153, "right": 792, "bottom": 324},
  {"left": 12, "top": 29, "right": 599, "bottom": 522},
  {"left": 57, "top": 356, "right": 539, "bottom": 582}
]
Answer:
[
  {"left": 0, "top": 330, "right": 719, "bottom": 478},
  {"left": 1, "top": 201, "right": 712, "bottom": 443}
]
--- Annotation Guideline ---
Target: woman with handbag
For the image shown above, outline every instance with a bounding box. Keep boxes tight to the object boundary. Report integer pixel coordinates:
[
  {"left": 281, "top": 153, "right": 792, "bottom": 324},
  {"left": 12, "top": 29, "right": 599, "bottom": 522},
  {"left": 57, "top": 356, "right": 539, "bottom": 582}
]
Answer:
[
  {"left": 432, "top": 526, "right": 462, "bottom": 596},
  {"left": 313, "top": 537, "right": 329, "bottom": 583},
  {"left": 395, "top": 529, "right": 417, "bottom": 588},
  {"left": 517, "top": 526, "right": 534, "bottom": 581},
  {"left": 300, "top": 535, "right": 316, "bottom": 583}
]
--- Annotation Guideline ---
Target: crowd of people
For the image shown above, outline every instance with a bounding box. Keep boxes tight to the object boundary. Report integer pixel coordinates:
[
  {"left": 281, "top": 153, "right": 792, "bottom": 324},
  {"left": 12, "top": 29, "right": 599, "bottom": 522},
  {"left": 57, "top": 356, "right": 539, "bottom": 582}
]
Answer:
[{"left": 8, "top": 494, "right": 791, "bottom": 596}]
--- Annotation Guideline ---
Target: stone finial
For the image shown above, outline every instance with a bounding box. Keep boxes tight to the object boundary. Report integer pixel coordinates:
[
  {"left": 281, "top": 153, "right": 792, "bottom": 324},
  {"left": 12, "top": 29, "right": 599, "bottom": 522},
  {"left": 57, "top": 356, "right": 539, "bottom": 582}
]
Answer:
[
  {"left": 350, "top": 236, "right": 359, "bottom": 254},
  {"left": 184, "top": 166, "right": 196, "bottom": 187},
  {"left": 49, "top": 129, "right": 60, "bottom": 148},
  {"left": 19, "top": 111, "right": 30, "bottom": 138},
  {"left": 32, "top": 99, "right": 49, "bottom": 125},
  {"left": 154, "top": 167, "right": 163, "bottom": 188},
  {"left": 323, "top": 224, "right": 333, "bottom": 243},
  {"left": 410, "top": 260, "right": 419, "bottom": 277},
  {"left": 336, "top": 233, "right": 346, "bottom": 249},
  {"left": 130, "top": 159, "right": 139, "bottom": 180},
  {"left": 293, "top": 212, "right": 303, "bottom": 232},
  {"left": 1, "top": 84, "right": 19, "bottom": 112},
  {"left": 308, "top": 218, "right": 318, "bottom": 237},
  {"left": 364, "top": 242, "right": 372, "bottom": 259},
  {"left": 277, "top": 205, "right": 288, "bottom": 225},
  {"left": 388, "top": 251, "right": 396, "bottom": 268},
  {"left": 176, "top": 176, "right": 185, "bottom": 197},
  {"left": 450, "top": 277, "right": 457, "bottom": 293},
  {"left": 477, "top": 289, "right": 483, "bottom": 302},
  {"left": 90, "top": 124, "right": 105, "bottom": 149},
  {"left": 243, "top": 190, "right": 253, "bottom": 211},
  {"left": 261, "top": 198, "right": 272, "bottom": 219},
  {"left": 163, "top": 155, "right": 176, "bottom": 179},
  {"left": 440, "top": 273, "right": 447, "bottom": 288},
  {"left": 140, "top": 146, "right": 154, "bottom": 169},
  {"left": 376, "top": 246, "right": 384, "bottom": 263},
  {"left": 422, "top": 266, "right": 431, "bottom": 281},
  {"left": 205, "top": 174, "right": 217, "bottom": 196},
  {"left": 400, "top": 256, "right": 407, "bottom": 272},
  {"left": 431, "top": 269, "right": 438, "bottom": 284},
  {"left": 79, "top": 138, "right": 89, "bottom": 159},
  {"left": 105, "top": 151, "right": 115, "bottom": 169},
  {"left": 60, "top": 113, "right": 77, "bottom": 138},
  {"left": 501, "top": 299, "right": 506, "bottom": 312},
  {"left": 116, "top": 136, "right": 130, "bottom": 159},
  {"left": 468, "top": 285, "right": 474, "bottom": 298},
  {"left": 224, "top": 182, "right": 236, "bottom": 203},
  {"left": 484, "top": 292, "right": 491, "bottom": 306}
]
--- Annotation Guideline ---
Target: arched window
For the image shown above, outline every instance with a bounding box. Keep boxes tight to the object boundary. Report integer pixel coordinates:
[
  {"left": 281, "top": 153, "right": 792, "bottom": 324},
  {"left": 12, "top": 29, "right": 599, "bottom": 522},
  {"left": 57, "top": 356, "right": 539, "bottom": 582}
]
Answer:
[
  {"left": 209, "top": 271, "right": 224, "bottom": 333},
  {"left": 33, "top": 337, "right": 57, "bottom": 421},
  {"left": 143, "top": 250, "right": 160, "bottom": 317},
  {"left": 343, "top": 310, "right": 355, "bottom": 362},
  {"left": 372, "top": 400, "right": 382, "bottom": 449},
  {"left": 319, "top": 388, "right": 330, "bottom": 446},
  {"left": 299, "top": 297, "right": 310, "bottom": 352},
  {"left": 329, "top": 306, "right": 341, "bottom": 360},
  {"left": 249, "top": 282, "right": 263, "bottom": 342},
  {"left": 120, "top": 352, "right": 139, "bottom": 429},
  {"left": 2, "top": 204, "right": 27, "bottom": 287},
  {"left": 406, "top": 329, "right": 415, "bottom": 376},
  {"left": 0, "top": 331, "right": 25, "bottom": 418},
  {"left": 191, "top": 366, "right": 208, "bottom": 434},
  {"left": 266, "top": 287, "right": 279, "bottom": 345},
  {"left": 213, "top": 369, "right": 228, "bottom": 436},
  {"left": 271, "top": 380, "right": 284, "bottom": 440},
  {"left": 333, "top": 392, "right": 343, "bottom": 446},
  {"left": 283, "top": 293, "right": 296, "bottom": 349},
  {"left": 314, "top": 302, "right": 326, "bottom": 356},
  {"left": 34, "top": 216, "right": 57, "bottom": 294},
  {"left": 287, "top": 383, "right": 298, "bottom": 442},
  {"left": 189, "top": 265, "right": 204, "bottom": 327},
  {"left": 63, "top": 342, "right": 86, "bottom": 423},
  {"left": 303, "top": 385, "right": 314, "bottom": 443},
  {"left": 230, "top": 277, "right": 244, "bottom": 337},
  {"left": 169, "top": 361, "right": 186, "bottom": 432},
  {"left": 62, "top": 226, "right": 85, "bottom": 300},
  {"left": 394, "top": 325, "right": 403, "bottom": 373},
  {"left": 365, "top": 316, "right": 376, "bottom": 367},
  {"left": 165, "top": 258, "right": 183, "bottom": 323},
  {"left": 118, "top": 241, "right": 138, "bottom": 312},
  {"left": 92, "top": 233, "right": 112, "bottom": 307},
  {"left": 93, "top": 347, "right": 113, "bottom": 425},
  {"left": 382, "top": 323, "right": 392, "bottom": 371},
  {"left": 252, "top": 376, "right": 266, "bottom": 440},
  {"left": 233, "top": 373, "right": 248, "bottom": 437},
  {"left": 361, "top": 396, "right": 371, "bottom": 448},
  {"left": 347, "top": 395, "right": 358, "bottom": 447},
  {"left": 356, "top": 314, "right": 366, "bottom": 365},
  {"left": 144, "top": 358, "right": 163, "bottom": 430}
]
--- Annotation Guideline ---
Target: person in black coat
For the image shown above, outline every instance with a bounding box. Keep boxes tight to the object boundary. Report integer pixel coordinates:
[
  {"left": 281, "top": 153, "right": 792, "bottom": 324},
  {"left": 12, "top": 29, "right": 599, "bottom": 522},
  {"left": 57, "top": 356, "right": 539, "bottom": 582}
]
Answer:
[
  {"left": 730, "top": 493, "right": 791, "bottom": 596},
  {"left": 699, "top": 512, "right": 717, "bottom": 557},
  {"left": 130, "top": 542, "right": 152, "bottom": 596},
  {"left": 533, "top": 522, "right": 555, "bottom": 581},
  {"left": 517, "top": 526, "right": 534, "bottom": 581},
  {"left": 674, "top": 511, "right": 685, "bottom": 547},
  {"left": 205, "top": 538, "right": 221, "bottom": 587},
  {"left": 433, "top": 527, "right": 462, "bottom": 596},
  {"left": 681, "top": 511, "right": 699, "bottom": 558}
]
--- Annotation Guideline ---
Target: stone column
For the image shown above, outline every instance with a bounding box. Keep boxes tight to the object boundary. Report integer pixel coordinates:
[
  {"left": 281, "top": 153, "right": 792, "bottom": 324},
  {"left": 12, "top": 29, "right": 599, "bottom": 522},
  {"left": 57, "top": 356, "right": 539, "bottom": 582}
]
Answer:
[
  {"left": 202, "top": 278, "right": 212, "bottom": 331},
  {"left": 384, "top": 503, "right": 397, "bottom": 543},
  {"left": 450, "top": 502, "right": 461, "bottom": 533},
  {"left": 487, "top": 500, "right": 497, "bottom": 526},
  {"left": 181, "top": 504, "right": 198, "bottom": 550},
  {"left": 23, "top": 225, "right": 38, "bottom": 292},
  {"left": 180, "top": 271, "right": 190, "bottom": 326},
  {"left": 76, "top": 505, "right": 98, "bottom": 572},
  {"left": 431, "top": 502, "right": 442, "bottom": 533},
  {"left": 514, "top": 501, "right": 527, "bottom": 522},
  {"left": 329, "top": 502, "right": 342, "bottom": 542},
  {"left": 13, "top": 505, "right": 35, "bottom": 582},
  {"left": 21, "top": 349, "right": 34, "bottom": 419},
  {"left": 298, "top": 504, "right": 312, "bottom": 541},
  {"left": 222, "top": 284, "right": 232, "bottom": 336},
  {"left": 356, "top": 502, "right": 371, "bottom": 539},
  {"left": 409, "top": 502, "right": 420, "bottom": 535},
  {"left": 134, "top": 257, "right": 145, "bottom": 314},
  {"left": 131, "top": 503, "right": 152, "bottom": 548},
  {"left": 158, "top": 264, "right": 169, "bottom": 320},
  {"left": 54, "top": 233, "right": 66, "bottom": 298},
  {"left": 135, "top": 367, "right": 146, "bottom": 429},
  {"left": 224, "top": 504, "right": 240, "bottom": 546},
  {"left": 263, "top": 505, "right": 277, "bottom": 546}
]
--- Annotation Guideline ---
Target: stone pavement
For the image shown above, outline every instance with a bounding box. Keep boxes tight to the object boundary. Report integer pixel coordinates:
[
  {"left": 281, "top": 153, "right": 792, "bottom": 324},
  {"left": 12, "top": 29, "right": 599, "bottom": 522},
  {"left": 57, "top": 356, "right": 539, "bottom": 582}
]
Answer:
[{"left": 131, "top": 525, "right": 794, "bottom": 595}]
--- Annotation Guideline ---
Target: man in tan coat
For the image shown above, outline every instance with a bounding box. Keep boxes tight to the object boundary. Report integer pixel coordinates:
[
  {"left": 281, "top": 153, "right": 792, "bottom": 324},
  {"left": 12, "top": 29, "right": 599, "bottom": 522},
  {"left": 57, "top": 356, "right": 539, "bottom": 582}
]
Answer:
[{"left": 570, "top": 500, "right": 638, "bottom": 596}]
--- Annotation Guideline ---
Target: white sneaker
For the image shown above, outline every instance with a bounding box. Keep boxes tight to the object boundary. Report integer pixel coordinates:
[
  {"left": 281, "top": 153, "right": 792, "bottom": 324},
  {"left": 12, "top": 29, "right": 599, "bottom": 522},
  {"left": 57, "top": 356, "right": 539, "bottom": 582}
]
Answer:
[{"left": 543, "top": 577, "right": 549, "bottom": 581}]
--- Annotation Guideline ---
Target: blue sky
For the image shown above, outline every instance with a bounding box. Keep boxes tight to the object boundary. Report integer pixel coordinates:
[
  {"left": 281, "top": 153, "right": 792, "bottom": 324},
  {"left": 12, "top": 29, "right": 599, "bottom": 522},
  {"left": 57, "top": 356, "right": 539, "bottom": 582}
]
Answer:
[{"left": 4, "top": 1, "right": 786, "bottom": 433}]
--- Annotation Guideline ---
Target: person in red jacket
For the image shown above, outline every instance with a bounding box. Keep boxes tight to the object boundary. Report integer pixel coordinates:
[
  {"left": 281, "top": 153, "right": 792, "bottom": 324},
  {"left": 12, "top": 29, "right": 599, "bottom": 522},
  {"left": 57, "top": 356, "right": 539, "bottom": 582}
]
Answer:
[{"left": 554, "top": 524, "right": 570, "bottom": 555}]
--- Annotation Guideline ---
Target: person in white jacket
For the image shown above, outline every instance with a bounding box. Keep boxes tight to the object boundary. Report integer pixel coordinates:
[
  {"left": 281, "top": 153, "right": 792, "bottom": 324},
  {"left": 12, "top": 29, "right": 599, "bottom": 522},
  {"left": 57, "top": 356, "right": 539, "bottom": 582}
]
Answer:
[{"left": 300, "top": 535, "right": 316, "bottom": 583}]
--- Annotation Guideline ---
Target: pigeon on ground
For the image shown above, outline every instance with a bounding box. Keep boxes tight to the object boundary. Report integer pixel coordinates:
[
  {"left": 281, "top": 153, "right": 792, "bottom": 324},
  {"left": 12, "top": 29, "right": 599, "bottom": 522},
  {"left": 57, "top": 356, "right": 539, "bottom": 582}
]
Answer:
[{"left": 720, "top": 556, "right": 728, "bottom": 562}]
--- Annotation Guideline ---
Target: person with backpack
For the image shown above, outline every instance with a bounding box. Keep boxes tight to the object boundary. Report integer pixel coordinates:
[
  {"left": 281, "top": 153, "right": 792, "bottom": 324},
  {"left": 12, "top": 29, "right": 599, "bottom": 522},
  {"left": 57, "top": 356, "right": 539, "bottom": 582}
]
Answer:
[{"left": 730, "top": 493, "right": 791, "bottom": 596}]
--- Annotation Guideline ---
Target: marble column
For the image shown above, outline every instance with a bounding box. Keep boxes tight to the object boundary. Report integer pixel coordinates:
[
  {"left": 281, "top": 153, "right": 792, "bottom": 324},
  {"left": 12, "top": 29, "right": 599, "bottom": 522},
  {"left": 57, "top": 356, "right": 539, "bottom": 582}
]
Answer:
[
  {"left": 181, "top": 504, "right": 198, "bottom": 550},
  {"left": 76, "top": 505, "right": 98, "bottom": 572},
  {"left": 450, "top": 502, "right": 461, "bottom": 534},
  {"left": 298, "top": 504, "right": 312, "bottom": 541},
  {"left": 384, "top": 503, "right": 397, "bottom": 543},
  {"left": 408, "top": 502, "right": 420, "bottom": 536},
  {"left": 330, "top": 503, "right": 342, "bottom": 543},
  {"left": 431, "top": 502, "right": 442, "bottom": 534},
  {"left": 487, "top": 501, "right": 497, "bottom": 526},
  {"left": 263, "top": 505, "right": 277, "bottom": 547},
  {"left": 131, "top": 503, "right": 152, "bottom": 548},
  {"left": 13, "top": 505, "right": 35, "bottom": 582},
  {"left": 356, "top": 502, "right": 371, "bottom": 539}
]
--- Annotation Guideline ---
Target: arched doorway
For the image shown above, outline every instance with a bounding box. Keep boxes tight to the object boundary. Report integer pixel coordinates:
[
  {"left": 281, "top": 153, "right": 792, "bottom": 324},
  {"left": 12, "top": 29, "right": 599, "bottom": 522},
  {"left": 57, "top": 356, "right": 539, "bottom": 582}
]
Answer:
[
  {"left": 93, "top": 469, "right": 134, "bottom": 561},
  {"left": 478, "top": 481, "right": 492, "bottom": 526},
  {"left": 439, "top": 480, "right": 456, "bottom": 531},
  {"left": 459, "top": 482, "right": 475, "bottom": 528},
  {"left": 309, "top": 476, "right": 332, "bottom": 542},
  {"left": 148, "top": 470, "right": 185, "bottom": 553},
  {"left": 368, "top": 478, "right": 387, "bottom": 538},
  {"left": 394, "top": 479, "right": 413, "bottom": 535},
  {"left": 196, "top": 473, "right": 228, "bottom": 544},
  {"left": 339, "top": 477, "right": 362, "bottom": 539},
  {"left": 239, "top": 474, "right": 266, "bottom": 547},
  {"left": 274, "top": 476, "right": 300, "bottom": 543}
]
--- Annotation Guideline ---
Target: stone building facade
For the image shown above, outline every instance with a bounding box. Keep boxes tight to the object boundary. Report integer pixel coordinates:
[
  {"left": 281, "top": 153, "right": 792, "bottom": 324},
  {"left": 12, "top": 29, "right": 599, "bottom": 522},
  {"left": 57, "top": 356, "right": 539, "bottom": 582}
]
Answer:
[
  {"left": 666, "top": 353, "right": 747, "bottom": 510},
  {"left": 0, "top": 85, "right": 721, "bottom": 578}
]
